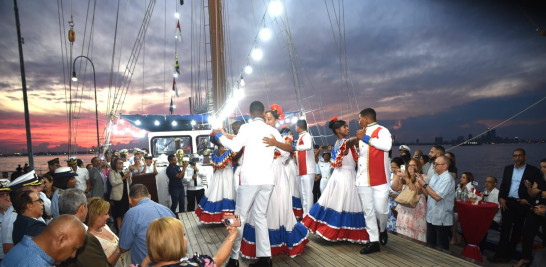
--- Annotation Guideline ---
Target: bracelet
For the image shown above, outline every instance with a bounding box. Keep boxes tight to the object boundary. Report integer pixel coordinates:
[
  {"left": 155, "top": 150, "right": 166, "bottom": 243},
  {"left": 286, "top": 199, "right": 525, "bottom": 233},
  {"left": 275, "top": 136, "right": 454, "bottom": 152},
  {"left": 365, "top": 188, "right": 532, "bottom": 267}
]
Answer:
[{"left": 225, "top": 238, "right": 235, "bottom": 244}]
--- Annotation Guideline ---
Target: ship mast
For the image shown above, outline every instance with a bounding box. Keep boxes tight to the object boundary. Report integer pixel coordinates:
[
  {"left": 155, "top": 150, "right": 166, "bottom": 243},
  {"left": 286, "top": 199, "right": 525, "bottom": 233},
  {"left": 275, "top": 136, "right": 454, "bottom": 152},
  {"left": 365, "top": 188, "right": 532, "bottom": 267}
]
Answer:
[
  {"left": 207, "top": 0, "right": 226, "bottom": 114},
  {"left": 13, "top": 0, "right": 34, "bottom": 169}
]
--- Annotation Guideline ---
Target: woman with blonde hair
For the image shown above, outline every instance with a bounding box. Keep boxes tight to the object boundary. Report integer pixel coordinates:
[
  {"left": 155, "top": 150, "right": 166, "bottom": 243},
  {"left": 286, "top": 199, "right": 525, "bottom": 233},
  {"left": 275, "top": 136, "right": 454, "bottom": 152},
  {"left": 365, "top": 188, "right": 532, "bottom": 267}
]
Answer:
[
  {"left": 391, "top": 158, "right": 427, "bottom": 242},
  {"left": 86, "top": 197, "right": 126, "bottom": 267},
  {"left": 141, "top": 217, "right": 237, "bottom": 267}
]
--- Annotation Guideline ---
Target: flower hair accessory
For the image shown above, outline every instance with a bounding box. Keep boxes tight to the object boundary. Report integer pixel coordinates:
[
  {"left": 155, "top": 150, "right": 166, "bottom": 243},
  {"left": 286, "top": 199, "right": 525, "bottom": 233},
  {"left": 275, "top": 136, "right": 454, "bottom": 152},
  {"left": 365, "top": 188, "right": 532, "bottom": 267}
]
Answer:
[
  {"left": 269, "top": 104, "right": 283, "bottom": 115},
  {"left": 269, "top": 104, "right": 284, "bottom": 120},
  {"left": 331, "top": 116, "right": 337, "bottom": 122}
]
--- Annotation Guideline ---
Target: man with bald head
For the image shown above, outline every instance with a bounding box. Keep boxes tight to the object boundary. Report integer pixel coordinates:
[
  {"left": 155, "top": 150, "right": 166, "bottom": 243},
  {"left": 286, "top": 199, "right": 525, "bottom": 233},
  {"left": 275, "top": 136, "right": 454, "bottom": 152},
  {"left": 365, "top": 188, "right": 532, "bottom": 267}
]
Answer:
[
  {"left": 1, "top": 214, "right": 85, "bottom": 266},
  {"left": 418, "top": 155, "right": 455, "bottom": 250}
]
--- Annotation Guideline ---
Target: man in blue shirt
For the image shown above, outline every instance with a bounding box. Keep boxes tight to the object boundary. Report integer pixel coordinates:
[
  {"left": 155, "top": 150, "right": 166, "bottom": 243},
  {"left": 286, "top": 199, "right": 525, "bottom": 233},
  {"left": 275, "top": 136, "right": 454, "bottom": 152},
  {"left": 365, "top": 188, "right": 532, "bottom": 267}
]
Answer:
[
  {"left": 2, "top": 214, "right": 86, "bottom": 267},
  {"left": 488, "top": 148, "right": 541, "bottom": 263},
  {"left": 119, "top": 184, "right": 175, "bottom": 264},
  {"left": 418, "top": 155, "right": 455, "bottom": 250},
  {"left": 166, "top": 154, "right": 189, "bottom": 215}
]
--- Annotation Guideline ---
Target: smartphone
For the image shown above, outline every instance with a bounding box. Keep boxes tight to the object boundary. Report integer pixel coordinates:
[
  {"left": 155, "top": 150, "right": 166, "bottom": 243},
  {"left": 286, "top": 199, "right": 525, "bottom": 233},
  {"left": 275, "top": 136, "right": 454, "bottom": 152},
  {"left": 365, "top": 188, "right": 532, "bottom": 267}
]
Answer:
[
  {"left": 223, "top": 213, "right": 241, "bottom": 227},
  {"left": 400, "top": 165, "right": 406, "bottom": 173}
]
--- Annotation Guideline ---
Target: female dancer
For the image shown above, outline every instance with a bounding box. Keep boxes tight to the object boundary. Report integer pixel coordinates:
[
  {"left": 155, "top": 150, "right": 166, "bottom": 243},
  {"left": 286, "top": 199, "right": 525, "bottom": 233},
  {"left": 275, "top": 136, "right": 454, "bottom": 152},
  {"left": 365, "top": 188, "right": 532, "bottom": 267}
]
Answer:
[
  {"left": 302, "top": 117, "right": 369, "bottom": 243},
  {"left": 280, "top": 128, "right": 303, "bottom": 219},
  {"left": 195, "top": 138, "right": 236, "bottom": 223},
  {"left": 241, "top": 106, "right": 309, "bottom": 258}
]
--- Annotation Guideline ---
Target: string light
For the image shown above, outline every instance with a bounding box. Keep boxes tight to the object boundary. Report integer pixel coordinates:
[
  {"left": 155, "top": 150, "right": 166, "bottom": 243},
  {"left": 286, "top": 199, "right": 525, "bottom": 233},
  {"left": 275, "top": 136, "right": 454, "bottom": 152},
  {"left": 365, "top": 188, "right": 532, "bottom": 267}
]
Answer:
[
  {"left": 244, "top": 65, "right": 253, "bottom": 74},
  {"left": 240, "top": 77, "right": 245, "bottom": 87},
  {"left": 269, "top": 0, "right": 283, "bottom": 17},
  {"left": 172, "top": 121, "right": 178, "bottom": 126},
  {"left": 173, "top": 73, "right": 179, "bottom": 78},
  {"left": 154, "top": 120, "right": 160, "bottom": 126},
  {"left": 259, "top": 27, "right": 272, "bottom": 41},
  {"left": 251, "top": 47, "right": 263, "bottom": 61},
  {"left": 191, "top": 120, "right": 196, "bottom": 126},
  {"left": 135, "top": 120, "right": 141, "bottom": 126},
  {"left": 175, "top": 12, "right": 180, "bottom": 19}
]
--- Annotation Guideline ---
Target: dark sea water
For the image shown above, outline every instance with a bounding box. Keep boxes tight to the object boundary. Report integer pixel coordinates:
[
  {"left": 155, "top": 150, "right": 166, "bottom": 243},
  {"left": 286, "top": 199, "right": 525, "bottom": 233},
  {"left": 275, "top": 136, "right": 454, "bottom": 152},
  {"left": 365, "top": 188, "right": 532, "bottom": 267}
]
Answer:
[
  {"left": 2, "top": 143, "right": 544, "bottom": 191},
  {"left": 1, "top": 154, "right": 96, "bottom": 178}
]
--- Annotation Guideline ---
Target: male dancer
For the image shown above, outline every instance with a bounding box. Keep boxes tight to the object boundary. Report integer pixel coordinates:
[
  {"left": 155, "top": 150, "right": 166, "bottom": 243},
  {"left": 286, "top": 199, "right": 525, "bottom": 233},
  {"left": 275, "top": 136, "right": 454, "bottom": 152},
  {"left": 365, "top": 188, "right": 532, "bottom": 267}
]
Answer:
[
  {"left": 213, "top": 101, "right": 288, "bottom": 267},
  {"left": 294, "top": 120, "right": 316, "bottom": 216},
  {"left": 231, "top": 120, "right": 244, "bottom": 193},
  {"left": 354, "top": 108, "right": 392, "bottom": 254}
]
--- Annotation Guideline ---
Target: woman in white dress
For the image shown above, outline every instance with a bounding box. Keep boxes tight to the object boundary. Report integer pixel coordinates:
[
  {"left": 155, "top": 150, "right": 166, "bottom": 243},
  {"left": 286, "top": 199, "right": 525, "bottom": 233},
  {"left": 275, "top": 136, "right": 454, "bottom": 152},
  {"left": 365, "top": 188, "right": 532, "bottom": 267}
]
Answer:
[
  {"left": 86, "top": 197, "right": 127, "bottom": 267},
  {"left": 240, "top": 106, "right": 309, "bottom": 258},
  {"left": 302, "top": 117, "right": 369, "bottom": 243},
  {"left": 279, "top": 128, "right": 303, "bottom": 219},
  {"left": 195, "top": 141, "right": 236, "bottom": 224}
]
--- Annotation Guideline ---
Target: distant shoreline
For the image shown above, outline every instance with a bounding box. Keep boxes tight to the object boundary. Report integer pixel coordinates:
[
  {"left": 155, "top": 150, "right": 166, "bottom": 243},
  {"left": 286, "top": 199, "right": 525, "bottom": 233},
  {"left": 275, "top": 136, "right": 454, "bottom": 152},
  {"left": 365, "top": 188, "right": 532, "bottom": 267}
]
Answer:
[{"left": 1, "top": 141, "right": 544, "bottom": 157}]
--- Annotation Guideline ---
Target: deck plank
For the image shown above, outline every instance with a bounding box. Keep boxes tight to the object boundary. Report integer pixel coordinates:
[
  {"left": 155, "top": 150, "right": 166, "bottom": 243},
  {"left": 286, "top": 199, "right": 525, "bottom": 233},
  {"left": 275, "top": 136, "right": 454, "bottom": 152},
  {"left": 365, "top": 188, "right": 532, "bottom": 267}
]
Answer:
[{"left": 180, "top": 212, "right": 480, "bottom": 267}]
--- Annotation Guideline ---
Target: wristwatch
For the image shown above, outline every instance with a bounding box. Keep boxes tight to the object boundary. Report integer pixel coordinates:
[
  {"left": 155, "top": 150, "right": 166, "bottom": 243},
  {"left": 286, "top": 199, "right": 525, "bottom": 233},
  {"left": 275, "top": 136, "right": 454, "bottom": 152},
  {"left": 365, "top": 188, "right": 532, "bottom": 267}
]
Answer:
[{"left": 423, "top": 184, "right": 429, "bottom": 189}]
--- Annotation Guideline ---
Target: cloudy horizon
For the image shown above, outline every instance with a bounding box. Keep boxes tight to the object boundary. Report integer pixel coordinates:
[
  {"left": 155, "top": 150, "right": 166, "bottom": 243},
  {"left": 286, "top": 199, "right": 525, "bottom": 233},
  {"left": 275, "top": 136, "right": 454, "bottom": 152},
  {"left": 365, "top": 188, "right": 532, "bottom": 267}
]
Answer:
[{"left": 1, "top": 0, "right": 545, "bottom": 154}]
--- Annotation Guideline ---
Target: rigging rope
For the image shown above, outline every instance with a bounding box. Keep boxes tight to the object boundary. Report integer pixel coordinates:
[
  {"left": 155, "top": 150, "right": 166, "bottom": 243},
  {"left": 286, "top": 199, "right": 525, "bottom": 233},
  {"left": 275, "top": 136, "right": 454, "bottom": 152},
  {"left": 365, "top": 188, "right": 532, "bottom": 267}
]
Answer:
[
  {"left": 56, "top": 0, "right": 71, "bottom": 154},
  {"left": 447, "top": 96, "right": 546, "bottom": 151}
]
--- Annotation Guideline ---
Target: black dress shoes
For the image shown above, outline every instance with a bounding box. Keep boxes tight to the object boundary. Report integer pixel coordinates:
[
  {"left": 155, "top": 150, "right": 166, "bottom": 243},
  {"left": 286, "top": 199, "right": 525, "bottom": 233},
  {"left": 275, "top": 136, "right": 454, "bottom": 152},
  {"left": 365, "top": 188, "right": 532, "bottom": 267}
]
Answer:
[
  {"left": 226, "top": 258, "right": 239, "bottom": 267},
  {"left": 379, "top": 230, "right": 388, "bottom": 245},
  {"left": 249, "top": 257, "right": 272, "bottom": 267},
  {"left": 360, "top": 241, "right": 380, "bottom": 254}
]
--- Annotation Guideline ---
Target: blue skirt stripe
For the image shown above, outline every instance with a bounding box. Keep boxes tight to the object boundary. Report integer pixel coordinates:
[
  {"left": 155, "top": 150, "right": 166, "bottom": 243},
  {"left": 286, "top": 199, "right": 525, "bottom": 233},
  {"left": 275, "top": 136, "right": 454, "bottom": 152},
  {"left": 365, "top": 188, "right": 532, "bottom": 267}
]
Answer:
[
  {"left": 242, "top": 223, "right": 308, "bottom": 248},
  {"left": 308, "top": 203, "right": 366, "bottom": 229},
  {"left": 197, "top": 196, "right": 236, "bottom": 214},
  {"left": 292, "top": 196, "right": 302, "bottom": 209}
]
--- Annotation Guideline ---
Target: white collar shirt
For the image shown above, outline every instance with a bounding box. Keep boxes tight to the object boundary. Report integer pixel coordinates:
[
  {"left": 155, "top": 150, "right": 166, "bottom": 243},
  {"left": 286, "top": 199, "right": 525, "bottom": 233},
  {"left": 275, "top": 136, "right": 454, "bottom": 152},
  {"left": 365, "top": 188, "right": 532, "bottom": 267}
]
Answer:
[{"left": 219, "top": 118, "right": 288, "bottom": 185}]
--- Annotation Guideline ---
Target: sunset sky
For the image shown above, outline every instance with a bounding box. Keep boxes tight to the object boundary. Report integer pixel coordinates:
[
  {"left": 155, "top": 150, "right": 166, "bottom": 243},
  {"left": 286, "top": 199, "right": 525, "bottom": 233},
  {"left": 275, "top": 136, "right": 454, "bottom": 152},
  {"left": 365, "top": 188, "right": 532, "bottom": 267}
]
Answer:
[{"left": 1, "top": 0, "right": 545, "bottom": 154}]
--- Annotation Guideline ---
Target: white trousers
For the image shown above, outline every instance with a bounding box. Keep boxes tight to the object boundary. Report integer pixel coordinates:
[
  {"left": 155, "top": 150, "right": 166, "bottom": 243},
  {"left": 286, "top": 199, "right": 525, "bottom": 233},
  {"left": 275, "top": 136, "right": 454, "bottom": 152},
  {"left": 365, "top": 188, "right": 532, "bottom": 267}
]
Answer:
[
  {"left": 230, "top": 184, "right": 274, "bottom": 259},
  {"left": 319, "top": 177, "right": 329, "bottom": 193},
  {"left": 233, "top": 166, "right": 241, "bottom": 193},
  {"left": 298, "top": 174, "right": 315, "bottom": 215},
  {"left": 357, "top": 184, "right": 389, "bottom": 242}
]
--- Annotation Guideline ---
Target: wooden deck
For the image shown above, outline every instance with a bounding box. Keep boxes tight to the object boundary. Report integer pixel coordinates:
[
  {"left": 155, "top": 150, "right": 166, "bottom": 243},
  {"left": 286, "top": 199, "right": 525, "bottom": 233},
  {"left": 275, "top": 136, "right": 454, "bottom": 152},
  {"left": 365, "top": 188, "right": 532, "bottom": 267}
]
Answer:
[{"left": 180, "top": 212, "right": 480, "bottom": 267}]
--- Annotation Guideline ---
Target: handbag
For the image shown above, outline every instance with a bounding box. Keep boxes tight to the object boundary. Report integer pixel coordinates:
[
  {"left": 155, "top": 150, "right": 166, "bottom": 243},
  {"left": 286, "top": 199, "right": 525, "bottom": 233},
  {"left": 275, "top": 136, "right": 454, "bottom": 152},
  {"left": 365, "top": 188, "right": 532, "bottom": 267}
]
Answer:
[{"left": 395, "top": 186, "right": 420, "bottom": 208}]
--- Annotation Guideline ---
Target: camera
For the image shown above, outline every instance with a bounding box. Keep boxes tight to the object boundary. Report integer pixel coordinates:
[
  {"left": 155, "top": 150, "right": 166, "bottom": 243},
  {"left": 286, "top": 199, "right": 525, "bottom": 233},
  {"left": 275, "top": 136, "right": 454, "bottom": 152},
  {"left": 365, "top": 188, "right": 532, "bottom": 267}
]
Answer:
[{"left": 223, "top": 214, "right": 241, "bottom": 227}]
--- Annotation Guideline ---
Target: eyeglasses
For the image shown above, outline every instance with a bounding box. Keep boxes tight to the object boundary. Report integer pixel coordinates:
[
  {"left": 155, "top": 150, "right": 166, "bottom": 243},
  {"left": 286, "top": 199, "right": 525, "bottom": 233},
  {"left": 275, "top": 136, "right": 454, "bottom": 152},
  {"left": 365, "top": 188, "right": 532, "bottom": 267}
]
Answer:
[
  {"left": 33, "top": 199, "right": 44, "bottom": 204},
  {"left": 433, "top": 162, "right": 446, "bottom": 166},
  {"left": 512, "top": 154, "right": 524, "bottom": 158}
]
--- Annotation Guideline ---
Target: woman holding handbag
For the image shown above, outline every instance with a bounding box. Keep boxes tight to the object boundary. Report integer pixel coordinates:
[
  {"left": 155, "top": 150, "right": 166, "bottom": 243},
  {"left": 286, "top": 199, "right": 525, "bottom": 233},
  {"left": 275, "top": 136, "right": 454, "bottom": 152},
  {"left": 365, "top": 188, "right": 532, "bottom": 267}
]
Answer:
[
  {"left": 109, "top": 158, "right": 132, "bottom": 231},
  {"left": 391, "top": 159, "right": 427, "bottom": 242}
]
